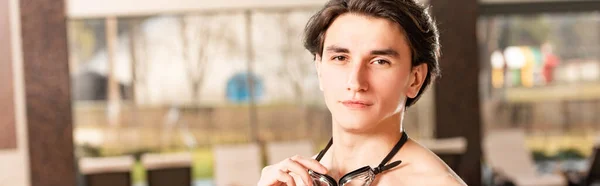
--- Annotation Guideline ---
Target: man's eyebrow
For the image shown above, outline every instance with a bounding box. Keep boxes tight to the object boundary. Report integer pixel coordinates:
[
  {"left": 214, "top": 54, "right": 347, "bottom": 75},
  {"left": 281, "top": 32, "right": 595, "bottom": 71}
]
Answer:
[
  {"left": 324, "top": 45, "right": 349, "bottom": 53},
  {"left": 325, "top": 45, "right": 400, "bottom": 57},
  {"left": 370, "top": 48, "right": 400, "bottom": 57}
]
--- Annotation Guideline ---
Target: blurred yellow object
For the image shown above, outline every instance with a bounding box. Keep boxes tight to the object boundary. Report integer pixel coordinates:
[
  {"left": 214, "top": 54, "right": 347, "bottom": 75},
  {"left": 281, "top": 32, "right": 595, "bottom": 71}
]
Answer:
[
  {"left": 521, "top": 47, "right": 535, "bottom": 88},
  {"left": 492, "top": 68, "right": 504, "bottom": 88}
]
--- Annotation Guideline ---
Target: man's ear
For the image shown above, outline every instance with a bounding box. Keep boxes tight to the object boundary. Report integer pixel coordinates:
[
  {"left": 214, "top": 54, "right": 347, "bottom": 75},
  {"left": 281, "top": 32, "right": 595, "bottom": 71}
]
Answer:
[
  {"left": 406, "top": 63, "right": 428, "bottom": 98},
  {"left": 314, "top": 55, "right": 323, "bottom": 91}
]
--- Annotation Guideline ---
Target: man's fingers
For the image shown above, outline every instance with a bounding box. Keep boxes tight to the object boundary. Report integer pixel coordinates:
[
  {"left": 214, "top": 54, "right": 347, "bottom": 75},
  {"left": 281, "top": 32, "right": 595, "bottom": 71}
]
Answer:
[
  {"left": 277, "top": 170, "right": 297, "bottom": 186},
  {"left": 291, "top": 155, "right": 328, "bottom": 174},
  {"left": 280, "top": 158, "right": 313, "bottom": 186}
]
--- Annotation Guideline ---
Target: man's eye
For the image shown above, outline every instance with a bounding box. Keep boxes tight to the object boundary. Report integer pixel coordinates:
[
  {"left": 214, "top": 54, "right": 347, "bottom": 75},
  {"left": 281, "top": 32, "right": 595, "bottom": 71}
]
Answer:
[
  {"left": 332, "top": 56, "right": 347, "bottom": 61},
  {"left": 373, "top": 59, "right": 391, "bottom": 65}
]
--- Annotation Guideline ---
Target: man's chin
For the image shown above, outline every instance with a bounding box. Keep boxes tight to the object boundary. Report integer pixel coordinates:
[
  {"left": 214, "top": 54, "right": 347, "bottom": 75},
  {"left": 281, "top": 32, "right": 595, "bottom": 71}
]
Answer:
[{"left": 336, "top": 119, "right": 377, "bottom": 133}]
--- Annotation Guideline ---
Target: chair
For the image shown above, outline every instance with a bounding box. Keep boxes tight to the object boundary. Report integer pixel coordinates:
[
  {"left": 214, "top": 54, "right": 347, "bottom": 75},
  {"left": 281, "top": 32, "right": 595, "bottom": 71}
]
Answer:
[
  {"left": 266, "top": 140, "right": 315, "bottom": 165},
  {"left": 213, "top": 143, "right": 262, "bottom": 186},
  {"left": 142, "top": 152, "right": 193, "bottom": 186},
  {"left": 483, "top": 129, "right": 567, "bottom": 186},
  {"left": 79, "top": 156, "right": 134, "bottom": 186}
]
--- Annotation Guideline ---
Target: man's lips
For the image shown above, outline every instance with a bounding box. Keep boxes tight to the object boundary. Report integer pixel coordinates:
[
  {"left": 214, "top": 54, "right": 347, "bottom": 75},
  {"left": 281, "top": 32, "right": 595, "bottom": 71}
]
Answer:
[{"left": 340, "top": 100, "right": 373, "bottom": 108}]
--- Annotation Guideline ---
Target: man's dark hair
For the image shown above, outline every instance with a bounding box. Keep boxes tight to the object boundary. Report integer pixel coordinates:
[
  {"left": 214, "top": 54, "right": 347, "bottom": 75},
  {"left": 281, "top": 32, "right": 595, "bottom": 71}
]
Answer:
[{"left": 303, "top": 0, "right": 440, "bottom": 107}]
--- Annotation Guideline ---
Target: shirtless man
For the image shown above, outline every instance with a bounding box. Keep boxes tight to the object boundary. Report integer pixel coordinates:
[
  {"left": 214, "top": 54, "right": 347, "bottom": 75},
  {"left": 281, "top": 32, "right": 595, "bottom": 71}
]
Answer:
[{"left": 258, "top": 0, "right": 466, "bottom": 185}]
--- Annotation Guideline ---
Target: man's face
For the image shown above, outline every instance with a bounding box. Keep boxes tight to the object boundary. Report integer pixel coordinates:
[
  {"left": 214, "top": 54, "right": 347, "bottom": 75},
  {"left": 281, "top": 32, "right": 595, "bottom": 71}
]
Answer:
[{"left": 315, "top": 13, "right": 427, "bottom": 132}]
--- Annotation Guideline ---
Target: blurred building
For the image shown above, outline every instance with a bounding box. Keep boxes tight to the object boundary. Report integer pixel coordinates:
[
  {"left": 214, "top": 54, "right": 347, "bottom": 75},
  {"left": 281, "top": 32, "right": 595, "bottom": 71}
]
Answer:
[{"left": 1, "top": 0, "right": 600, "bottom": 186}]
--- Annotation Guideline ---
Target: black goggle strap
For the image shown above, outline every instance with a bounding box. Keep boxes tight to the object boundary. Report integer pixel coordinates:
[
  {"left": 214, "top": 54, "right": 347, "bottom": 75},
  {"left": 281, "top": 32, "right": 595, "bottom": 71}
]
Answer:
[
  {"left": 315, "top": 132, "right": 407, "bottom": 174},
  {"left": 316, "top": 138, "right": 333, "bottom": 161},
  {"left": 373, "top": 132, "right": 408, "bottom": 175}
]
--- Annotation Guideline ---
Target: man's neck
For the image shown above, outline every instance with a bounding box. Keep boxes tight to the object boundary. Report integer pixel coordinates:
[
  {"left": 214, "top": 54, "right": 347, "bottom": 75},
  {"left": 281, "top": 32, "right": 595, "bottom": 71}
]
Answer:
[{"left": 328, "top": 112, "right": 404, "bottom": 180}]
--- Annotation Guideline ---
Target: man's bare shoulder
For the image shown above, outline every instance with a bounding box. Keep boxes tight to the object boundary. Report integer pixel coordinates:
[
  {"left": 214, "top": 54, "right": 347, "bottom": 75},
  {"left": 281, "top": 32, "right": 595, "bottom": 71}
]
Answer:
[{"left": 376, "top": 139, "right": 467, "bottom": 185}]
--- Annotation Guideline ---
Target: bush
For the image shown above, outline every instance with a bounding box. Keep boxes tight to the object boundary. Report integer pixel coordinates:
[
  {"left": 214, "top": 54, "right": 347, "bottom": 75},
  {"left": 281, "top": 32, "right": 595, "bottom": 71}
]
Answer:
[
  {"left": 76, "top": 143, "right": 102, "bottom": 157},
  {"left": 554, "top": 148, "right": 585, "bottom": 160},
  {"left": 532, "top": 150, "right": 553, "bottom": 161}
]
